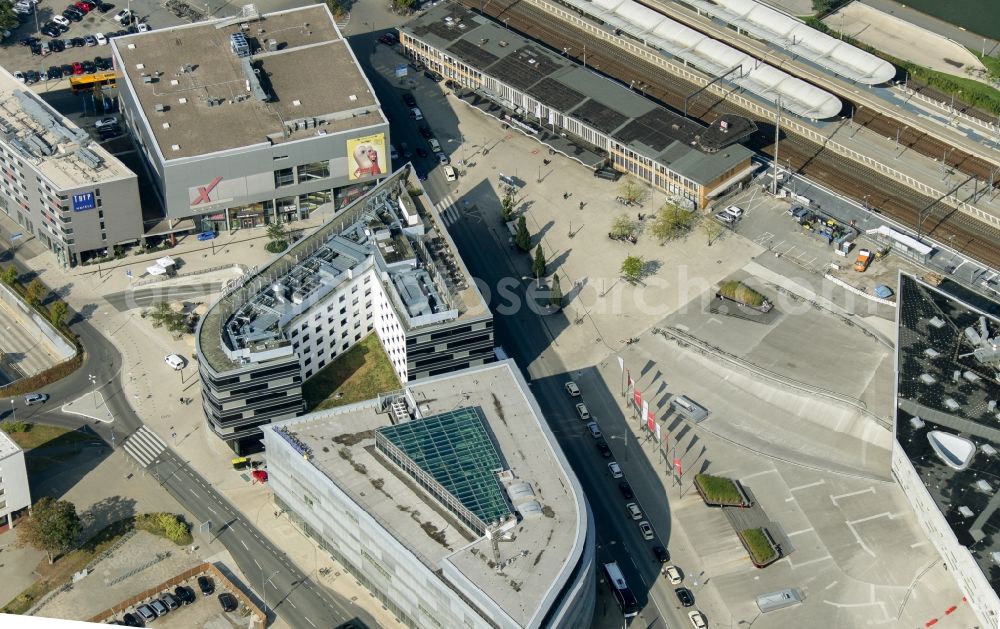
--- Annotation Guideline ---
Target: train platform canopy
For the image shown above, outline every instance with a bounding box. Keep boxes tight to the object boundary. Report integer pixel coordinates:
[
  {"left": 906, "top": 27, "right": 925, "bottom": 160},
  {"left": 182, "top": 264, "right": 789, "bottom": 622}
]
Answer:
[
  {"left": 567, "top": 0, "right": 842, "bottom": 119},
  {"left": 683, "top": 0, "right": 896, "bottom": 85}
]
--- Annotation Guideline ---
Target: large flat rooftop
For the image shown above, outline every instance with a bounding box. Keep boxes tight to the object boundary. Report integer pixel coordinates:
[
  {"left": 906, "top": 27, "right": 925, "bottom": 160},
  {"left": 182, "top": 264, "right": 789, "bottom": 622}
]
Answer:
[
  {"left": 0, "top": 69, "right": 132, "bottom": 189},
  {"left": 895, "top": 273, "right": 1000, "bottom": 593},
  {"left": 0, "top": 429, "right": 22, "bottom": 460},
  {"left": 197, "top": 166, "right": 487, "bottom": 373},
  {"left": 267, "top": 361, "right": 583, "bottom": 627},
  {"left": 402, "top": 3, "right": 754, "bottom": 184},
  {"left": 113, "top": 4, "right": 383, "bottom": 159}
]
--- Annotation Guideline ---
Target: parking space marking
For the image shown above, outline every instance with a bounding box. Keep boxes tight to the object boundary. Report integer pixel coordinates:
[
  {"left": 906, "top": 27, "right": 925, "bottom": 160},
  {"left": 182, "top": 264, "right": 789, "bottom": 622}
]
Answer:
[
  {"left": 830, "top": 486, "right": 875, "bottom": 505},
  {"left": 910, "top": 541, "right": 927, "bottom": 549},
  {"left": 790, "top": 480, "right": 825, "bottom": 492},
  {"left": 741, "top": 468, "right": 777, "bottom": 481},
  {"left": 786, "top": 527, "right": 815, "bottom": 536},
  {"left": 845, "top": 521, "right": 877, "bottom": 558},
  {"left": 786, "top": 554, "right": 833, "bottom": 569},
  {"left": 847, "top": 512, "right": 893, "bottom": 526},
  {"left": 825, "top": 580, "right": 839, "bottom": 590}
]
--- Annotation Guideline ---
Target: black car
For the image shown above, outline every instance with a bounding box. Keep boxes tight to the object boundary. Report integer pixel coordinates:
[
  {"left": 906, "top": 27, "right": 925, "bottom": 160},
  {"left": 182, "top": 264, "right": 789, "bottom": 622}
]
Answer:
[
  {"left": 174, "top": 585, "right": 196, "bottom": 605},
  {"left": 424, "top": 70, "right": 443, "bottom": 82},
  {"left": 415, "top": 147, "right": 428, "bottom": 158},
  {"left": 69, "top": 37, "right": 85, "bottom": 47},
  {"left": 418, "top": 125, "right": 432, "bottom": 139},
  {"left": 618, "top": 482, "right": 634, "bottom": 500},
  {"left": 50, "top": 39, "right": 65, "bottom": 52},
  {"left": 41, "top": 23, "right": 61, "bottom": 37},
  {"left": 63, "top": 8, "right": 83, "bottom": 21},
  {"left": 652, "top": 546, "right": 669, "bottom": 563},
  {"left": 596, "top": 440, "right": 612, "bottom": 458},
  {"left": 97, "top": 1, "right": 113, "bottom": 11},
  {"left": 95, "top": 56, "right": 111, "bottom": 70},
  {"left": 675, "top": 587, "right": 694, "bottom": 607},
  {"left": 60, "top": 63, "right": 74, "bottom": 76},
  {"left": 121, "top": 613, "right": 141, "bottom": 627},
  {"left": 29, "top": 43, "right": 41, "bottom": 55},
  {"left": 81, "top": 60, "right": 96, "bottom": 73},
  {"left": 47, "top": 65, "right": 62, "bottom": 79},
  {"left": 401, "top": 93, "right": 416, "bottom": 108},
  {"left": 20, "top": 36, "right": 39, "bottom": 46},
  {"left": 197, "top": 575, "right": 214, "bottom": 595},
  {"left": 218, "top": 592, "right": 238, "bottom": 612},
  {"left": 24, "top": 70, "right": 39, "bottom": 83}
]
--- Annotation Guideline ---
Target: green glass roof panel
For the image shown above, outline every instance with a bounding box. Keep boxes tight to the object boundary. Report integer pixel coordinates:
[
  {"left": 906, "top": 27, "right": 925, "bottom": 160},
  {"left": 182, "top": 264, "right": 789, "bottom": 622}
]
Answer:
[{"left": 378, "top": 407, "right": 512, "bottom": 526}]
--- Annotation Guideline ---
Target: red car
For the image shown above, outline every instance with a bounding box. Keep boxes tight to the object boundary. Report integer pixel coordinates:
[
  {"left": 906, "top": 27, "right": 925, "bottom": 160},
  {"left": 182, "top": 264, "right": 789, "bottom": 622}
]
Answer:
[
  {"left": 73, "top": 1, "right": 91, "bottom": 12},
  {"left": 72, "top": 61, "right": 83, "bottom": 74},
  {"left": 251, "top": 469, "right": 268, "bottom": 483}
]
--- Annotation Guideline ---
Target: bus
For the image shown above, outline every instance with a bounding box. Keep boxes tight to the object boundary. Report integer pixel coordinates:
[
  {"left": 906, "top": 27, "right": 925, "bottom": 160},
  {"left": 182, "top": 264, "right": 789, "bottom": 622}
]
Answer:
[
  {"left": 603, "top": 562, "right": 638, "bottom": 618},
  {"left": 69, "top": 71, "right": 117, "bottom": 94}
]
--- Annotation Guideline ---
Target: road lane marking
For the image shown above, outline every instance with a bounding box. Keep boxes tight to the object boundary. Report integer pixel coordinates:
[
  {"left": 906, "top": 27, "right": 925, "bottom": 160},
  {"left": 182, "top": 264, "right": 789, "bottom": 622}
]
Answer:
[
  {"left": 241, "top": 539, "right": 248, "bottom": 550},
  {"left": 305, "top": 617, "right": 316, "bottom": 627}
]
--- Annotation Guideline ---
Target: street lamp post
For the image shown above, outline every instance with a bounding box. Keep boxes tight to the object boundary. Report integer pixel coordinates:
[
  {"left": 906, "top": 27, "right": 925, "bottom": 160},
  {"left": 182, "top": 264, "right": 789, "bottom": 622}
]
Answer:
[
  {"left": 88, "top": 374, "right": 97, "bottom": 406},
  {"left": 262, "top": 568, "right": 279, "bottom": 616}
]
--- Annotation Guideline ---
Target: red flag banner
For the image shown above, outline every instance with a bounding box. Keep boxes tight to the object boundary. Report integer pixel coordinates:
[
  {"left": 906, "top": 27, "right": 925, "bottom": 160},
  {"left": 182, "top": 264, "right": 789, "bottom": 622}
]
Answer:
[
  {"left": 647, "top": 408, "right": 655, "bottom": 433},
  {"left": 633, "top": 388, "right": 642, "bottom": 410},
  {"left": 627, "top": 371, "right": 634, "bottom": 390},
  {"left": 674, "top": 458, "right": 682, "bottom": 476}
]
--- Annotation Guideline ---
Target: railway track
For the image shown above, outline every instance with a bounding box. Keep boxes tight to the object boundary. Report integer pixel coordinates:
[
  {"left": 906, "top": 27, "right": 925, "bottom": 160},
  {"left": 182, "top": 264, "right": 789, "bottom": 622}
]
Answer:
[{"left": 461, "top": 0, "right": 1000, "bottom": 269}]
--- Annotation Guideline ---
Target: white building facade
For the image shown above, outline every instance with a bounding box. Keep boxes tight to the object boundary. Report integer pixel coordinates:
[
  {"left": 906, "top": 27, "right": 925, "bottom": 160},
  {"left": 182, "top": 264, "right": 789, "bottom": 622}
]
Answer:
[{"left": 0, "top": 430, "right": 31, "bottom": 531}]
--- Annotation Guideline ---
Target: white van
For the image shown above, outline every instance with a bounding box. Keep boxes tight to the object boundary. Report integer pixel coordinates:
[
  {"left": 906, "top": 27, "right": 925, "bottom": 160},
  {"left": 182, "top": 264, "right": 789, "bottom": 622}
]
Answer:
[
  {"left": 410, "top": 107, "right": 423, "bottom": 121},
  {"left": 428, "top": 138, "right": 442, "bottom": 153},
  {"left": 443, "top": 165, "right": 457, "bottom": 182}
]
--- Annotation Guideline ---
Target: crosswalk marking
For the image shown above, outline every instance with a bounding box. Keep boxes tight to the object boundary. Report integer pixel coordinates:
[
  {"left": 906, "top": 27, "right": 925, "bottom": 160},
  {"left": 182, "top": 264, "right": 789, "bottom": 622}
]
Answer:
[
  {"left": 123, "top": 425, "right": 167, "bottom": 467},
  {"left": 435, "top": 195, "right": 460, "bottom": 227}
]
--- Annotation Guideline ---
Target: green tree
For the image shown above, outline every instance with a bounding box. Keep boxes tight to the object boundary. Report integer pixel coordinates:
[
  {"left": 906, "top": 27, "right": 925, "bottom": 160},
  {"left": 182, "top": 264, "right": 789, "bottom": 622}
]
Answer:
[
  {"left": 500, "top": 192, "right": 515, "bottom": 222},
  {"left": 701, "top": 216, "right": 725, "bottom": 246},
  {"left": 609, "top": 213, "right": 636, "bottom": 239},
  {"left": 549, "top": 274, "right": 562, "bottom": 309},
  {"left": 148, "top": 301, "right": 187, "bottom": 335},
  {"left": 324, "top": 0, "right": 346, "bottom": 18},
  {"left": 515, "top": 216, "right": 531, "bottom": 252},
  {"left": 0, "top": 266, "right": 17, "bottom": 286},
  {"left": 0, "top": 2, "right": 20, "bottom": 31},
  {"left": 392, "top": 0, "right": 415, "bottom": 13},
  {"left": 649, "top": 204, "right": 695, "bottom": 244},
  {"left": 265, "top": 221, "right": 289, "bottom": 254},
  {"left": 157, "top": 513, "right": 190, "bottom": 543},
  {"left": 618, "top": 176, "right": 649, "bottom": 205},
  {"left": 25, "top": 278, "right": 46, "bottom": 306},
  {"left": 532, "top": 245, "right": 546, "bottom": 280},
  {"left": 620, "top": 255, "right": 644, "bottom": 282},
  {"left": 49, "top": 300, "right": 68, "bottom": 327},
  {"left": 17, "top": 497, "right": 82, "bottom": 564}
]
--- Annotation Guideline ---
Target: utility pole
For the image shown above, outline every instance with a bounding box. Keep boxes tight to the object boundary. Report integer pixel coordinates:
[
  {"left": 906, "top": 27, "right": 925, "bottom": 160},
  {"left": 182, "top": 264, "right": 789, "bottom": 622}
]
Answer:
[{"left": 771, "top": 98, "right": 781, "bottom": 196}]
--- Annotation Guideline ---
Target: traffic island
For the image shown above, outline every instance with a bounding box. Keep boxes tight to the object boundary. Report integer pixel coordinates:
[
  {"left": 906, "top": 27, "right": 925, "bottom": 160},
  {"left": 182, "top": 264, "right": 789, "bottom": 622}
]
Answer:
[
  {"left": 693, "top": 476, "right": 788, "bottom": 568},
  {"left": 737, "top": 527, "right": 781, "bottom": 568},
  {"left": 693, "top": 474, "right": 752, "bottom": 508}
]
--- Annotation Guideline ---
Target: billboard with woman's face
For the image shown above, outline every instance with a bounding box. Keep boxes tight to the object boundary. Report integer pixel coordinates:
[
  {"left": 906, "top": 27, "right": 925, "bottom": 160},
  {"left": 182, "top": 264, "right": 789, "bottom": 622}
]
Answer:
[{"left": 347, "top": 133, "right": 387, "bottom": 181}]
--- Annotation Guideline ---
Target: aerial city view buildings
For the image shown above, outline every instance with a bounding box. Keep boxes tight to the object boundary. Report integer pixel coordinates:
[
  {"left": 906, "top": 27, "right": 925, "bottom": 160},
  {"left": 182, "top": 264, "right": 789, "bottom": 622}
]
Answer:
[{"left": 1, "top": 0, "right": 1000, "bottom": 627}]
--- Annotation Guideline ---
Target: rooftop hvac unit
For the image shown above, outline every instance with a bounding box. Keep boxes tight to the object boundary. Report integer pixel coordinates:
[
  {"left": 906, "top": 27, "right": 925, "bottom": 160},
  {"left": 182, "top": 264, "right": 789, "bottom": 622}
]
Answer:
[
  {"left": 929, "top": 316, "right": 946, "bottom": 329},
  {"left": 230, "top": 32, "right": 250, "bottom": 58},
  {"left": 154, "top": 103, "right": 165, "bottom": 112},
  {"left": 983, "top": 444, "right": 998, "bottom": 456},
  {"left": 142, "top": 75, "right": 153, "bottom": 84},
  {"left": 924, "top": 348, "right": 941, "bottom": 358},
  {"left": 267, "top": 38, "right": 278, "bottom": 52},
  {"left": 977, "top": 479, "right": 993, "bottom": 493},
  {"left": 909, "top": 416, "right": 925, "bottom": 429},
  {"left": 958, "top": 506, "right": 975, "bottom": 518}
]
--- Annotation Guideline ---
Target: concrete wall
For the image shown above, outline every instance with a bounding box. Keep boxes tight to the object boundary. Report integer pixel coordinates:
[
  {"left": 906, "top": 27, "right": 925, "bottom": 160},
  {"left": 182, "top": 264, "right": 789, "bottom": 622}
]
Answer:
[
  {"left": 892, "top": 441, "right": 1000, "bottom": 628},
  {"left": 0, "top": 446, "right": 31, "bottom": 528},
  {"left": 0, "top": 282, "right": 75, "bottom": 360}
]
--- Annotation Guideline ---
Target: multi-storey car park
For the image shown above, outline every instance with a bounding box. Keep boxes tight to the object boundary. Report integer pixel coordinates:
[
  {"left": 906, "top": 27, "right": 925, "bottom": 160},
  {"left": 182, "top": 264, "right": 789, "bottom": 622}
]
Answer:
[
  {"left": 0, "top": 67, "right": 140, "bottom": 267},
  {"left": 893, "top": 274, "right": 1000, "bottom": 627},
  {"left": 111, "top": 4, "right": 390, "bottom": 236},
  {"left": 401, "top": 4, "right": 757, "bottom": 209},
  {"left": 262, "top": 360, "right": 596, "bottom": 629},
  {"left": 195, "top": 166, "right": 494, "bottom": 453}
]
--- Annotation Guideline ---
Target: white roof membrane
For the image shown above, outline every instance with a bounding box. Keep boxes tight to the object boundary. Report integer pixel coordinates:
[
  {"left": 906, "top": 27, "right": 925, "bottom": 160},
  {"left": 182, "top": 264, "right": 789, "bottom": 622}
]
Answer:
[
  {"left": 689, "top": 0, "right": 896, "bottom": 85},
  {"left": 568, "top": 0, "right": 842, "bottom": 118}
]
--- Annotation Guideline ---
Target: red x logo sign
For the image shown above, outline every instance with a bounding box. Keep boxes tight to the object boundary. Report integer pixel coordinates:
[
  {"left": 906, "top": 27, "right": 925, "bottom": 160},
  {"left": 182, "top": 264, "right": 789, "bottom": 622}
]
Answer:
[{"left": 191, "top": 176, "right": 223, "bottom": 206}]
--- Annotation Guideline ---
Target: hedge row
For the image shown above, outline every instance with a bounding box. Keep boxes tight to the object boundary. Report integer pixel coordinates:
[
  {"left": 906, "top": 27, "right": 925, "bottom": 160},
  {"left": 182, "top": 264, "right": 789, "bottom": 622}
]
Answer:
[{"left": 717, "top": 281, "right": 767, "bottom": 308}]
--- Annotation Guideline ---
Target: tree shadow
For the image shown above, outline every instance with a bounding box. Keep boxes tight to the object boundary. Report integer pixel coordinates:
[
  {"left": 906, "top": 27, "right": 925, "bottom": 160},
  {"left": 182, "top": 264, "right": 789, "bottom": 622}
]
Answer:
[
  {"left": 81, "top": 495, "right": 138, "bottom": 538},
  {"left": 69, "top": 303, "right": 98, "bottom": 324},
  {"left": 533, "top": 220, "right": 554, "bottom": 246},
  {"left": 641, "top": 259, "right": 663, "bottom": 279}
]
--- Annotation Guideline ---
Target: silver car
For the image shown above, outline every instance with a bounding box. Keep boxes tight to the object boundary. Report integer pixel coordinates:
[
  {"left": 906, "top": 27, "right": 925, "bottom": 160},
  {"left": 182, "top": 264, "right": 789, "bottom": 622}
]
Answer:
[{"left": 24, "top": 393, "right": 48, "bottom": 406}]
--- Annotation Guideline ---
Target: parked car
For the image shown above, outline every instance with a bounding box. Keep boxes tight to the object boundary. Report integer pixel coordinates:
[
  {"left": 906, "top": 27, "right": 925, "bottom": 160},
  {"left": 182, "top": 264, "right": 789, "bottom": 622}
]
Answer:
[
  {"left": 164, "top": 353, "right": 186, "bottom": 370},
  {"left": 161, "top": 593, "right": 180, "bottom": 610},
  {"left": 415, "top": 147, "right": 428, "bottom": 158},
  {"left": 81, "top": 60, "right": 96, "bottom": 73},
  {"left": 136, "top": 22, "right": 149, "bottom": 32},
  {"left": 95, "top": 56, "right": 112, "bottom": 71},
  {"left": 664, "top": 565, "right": 682, "bottom": 584},
  {"left": 618, "top": 481, "right": 634, "bottom": 500},
  {"left": 675, "top": 587, "right": 694, "bottom": 607},
  {"left": 24, "top": 70, "right": 40, "bottom": 83},
  {"left": 437, "top": 152, "right": 450, "bottom": 165},
  {"left": 854, "top": 248, "right": 872, "bottom": 272},
  {"left": 149, "top": 599, "right": 168, "bottom": 616},
  {"left": 24, "top": 393, "right": 48, "bottom": 406},
  {"left": 84, "top": 35, "right": 97, "bottom": 46},
  {"left": 69, "top": 37, "right": 85, "bottom": 47},
  {"left": 174, "top": 585, "right": 196, "bottom": 604},
  {"left": 12, "top": 71, "right": 25, "bottom": 83},
  {"left": 586, "top": 422, "right": 602, "bottom": 438},
  {"left": 112, "top": 8, "right": 132, "bottom": 22},
  {"left": 714, "top": 211, "right": 735, "bottom": 224},
  {"left": 688, "top": 610, "right": 707, "bottom": 629},
  {"left": 97, "top": 1, "right": 113, "bottom": 12},
  {"left": 626, "top": 502, "right": 642, "bottom": 520},
  {"left": 218, "top": 592, "right": 238, "bottom": 612},
  {"left": 608, "top": 461, "right": 622, "bottom": 478},
  {"left": 722, "top": 205, "right": 744, "bottom": 220},
  {"left": 121, "top": 612, "right": 141, "bottom": 627},
  {"left": 418, "top": 125, "right": 432, "bottom": 139},
  {"left": 638, "top": 520, "right": 654, "bottom": 540},
  {"left": 47, "top": 66, "right": 62, "bottom": 80},
  {"left": 196, "top": 230, "right": 217, "bottom": 241},
  {"left": 564, "top": 381, "right": 580, "bottom": 396},
  {"left": 61, "top": 64, "right": 74, "bottom": 77},
  {"left": 197, "top": 576, "right": 215, "bottom": 595},
  {"left": 378, "top": 32, "right": 396, "bottom": 45},
  {"left": 50, "top": 39, "right": 65, "bottom": 52},
  {"left": 595, "top": 440, "right": 611, "bottom": 458},
  {"left": 135, "top": 605, "right": 155, "bottom": 623},
  {"left": 652, "top": 545, "right": 669, "bottom": 563},
  {"left": 63, "top": 8, "right": 84, "bottom": 22},
  {"left": 95, "top": 32, "right": 107, "bottom": 45},
  {"left": 575, "top": 403, "right": 590, "bottom": 421},
  {"left": 401, "top": 93, "right": 416, "bottom": 108},
  {"left": 443, "top": 165, "right": 457, "bottom": 182},
  {"left": 41, "top": 23, "right": 62, "bottom": 37}
]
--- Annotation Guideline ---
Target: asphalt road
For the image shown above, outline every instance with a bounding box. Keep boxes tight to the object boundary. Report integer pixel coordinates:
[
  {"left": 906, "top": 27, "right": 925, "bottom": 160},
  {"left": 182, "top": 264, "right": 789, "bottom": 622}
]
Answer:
[
  {"left": 0, "top": 201, "right": 376, "bottom": 628},
  {"left": 417, "top": 167, "right": 689, "bottom": 627},
  {"left": 103, "top": 281, "right": 221, "bottom": 312}
]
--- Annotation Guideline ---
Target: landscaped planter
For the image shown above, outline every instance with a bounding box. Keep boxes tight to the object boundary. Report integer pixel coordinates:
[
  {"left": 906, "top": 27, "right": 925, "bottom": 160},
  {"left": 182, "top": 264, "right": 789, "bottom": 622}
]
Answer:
[
  {"left": 737, "top": 527, "right": 781, "bottom": 568},
  {"left": 694, "top": 474, "right": 752, "bottom": 508}
]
